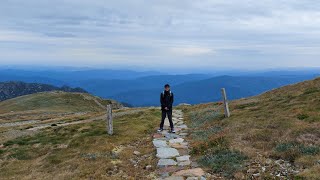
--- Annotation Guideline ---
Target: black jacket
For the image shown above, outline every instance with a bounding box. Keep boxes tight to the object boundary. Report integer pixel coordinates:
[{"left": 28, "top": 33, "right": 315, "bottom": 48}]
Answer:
[{"left": 160, "top": 90, "right": 174, "bottom": 111}]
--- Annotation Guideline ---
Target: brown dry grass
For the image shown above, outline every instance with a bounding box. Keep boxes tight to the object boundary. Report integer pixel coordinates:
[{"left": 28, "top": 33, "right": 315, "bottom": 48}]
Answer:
[
  {"left": 0, "top": 108, "right": 160, "bottom": 179},
  {"left": 180, "top": 77, "right": 320, "bottom": 179}
]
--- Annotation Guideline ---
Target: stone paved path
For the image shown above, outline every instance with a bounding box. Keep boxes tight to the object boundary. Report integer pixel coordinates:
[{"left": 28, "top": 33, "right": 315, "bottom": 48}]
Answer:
[{"left": 152, "top": 110, "right": 206, "bottom": 180}]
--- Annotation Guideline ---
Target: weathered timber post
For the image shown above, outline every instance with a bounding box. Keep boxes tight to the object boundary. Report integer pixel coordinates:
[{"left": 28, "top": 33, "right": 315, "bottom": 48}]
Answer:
[
  {"left": 106, "top": 105, "right": 113, "bottom": 135},
  {"left": 221, "top": 88, "right": 231, "bottom": 118}
]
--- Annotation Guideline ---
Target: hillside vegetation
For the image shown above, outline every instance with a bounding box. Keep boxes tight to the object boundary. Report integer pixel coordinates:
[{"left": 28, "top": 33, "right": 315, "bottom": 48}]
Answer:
[
  {"left": 0, "top": 108, "right": 160, "bottom": 179},
  {"left": 180, "top": 77, "right": 320, "bottom": 179},
  {"left": 0, "top": 81, "right": 87, "bottom": 101},
  {"left": 0, "top": 91, "right": 161, "bottom": 179}
]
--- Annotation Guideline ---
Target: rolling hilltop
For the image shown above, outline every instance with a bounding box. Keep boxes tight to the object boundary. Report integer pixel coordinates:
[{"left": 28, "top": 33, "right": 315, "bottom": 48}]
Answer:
[
  {"left": 0, "top": 81, "right": 87, "bottom": 101},
  {"left": 0, "top": 91, "right": 122, "bottom": 141}
]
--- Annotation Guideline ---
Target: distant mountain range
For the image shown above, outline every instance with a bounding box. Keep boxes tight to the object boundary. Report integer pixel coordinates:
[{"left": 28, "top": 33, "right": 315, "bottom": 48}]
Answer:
[
  {"left": 0, "top": 81, "right": 87, "bottom": 101},
  {"left": 110, "top": 75, "right": 318, "bottom": 106},
  {"left": 0, "top": 68, "right": 318, "bottom": 106}
]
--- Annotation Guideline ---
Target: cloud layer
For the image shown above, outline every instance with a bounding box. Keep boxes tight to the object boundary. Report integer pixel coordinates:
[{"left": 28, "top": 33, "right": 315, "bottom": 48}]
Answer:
[{"left": 0, "top": 0, "right": 320, "bottom": 70}]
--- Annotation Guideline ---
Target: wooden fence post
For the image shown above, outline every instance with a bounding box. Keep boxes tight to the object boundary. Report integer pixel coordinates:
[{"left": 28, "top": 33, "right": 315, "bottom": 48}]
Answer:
[
  {"left": 106, "top": 105, "right": 113, "bottom": 135},
  {"left": 221, "top": 88, "right": 231, "bottom": 118}
]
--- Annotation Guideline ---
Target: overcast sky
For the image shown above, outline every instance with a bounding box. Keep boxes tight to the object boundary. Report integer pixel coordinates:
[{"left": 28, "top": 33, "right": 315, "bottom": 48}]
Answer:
[{"left": 0, "top": 0, "right": 320, "bottom": 70}]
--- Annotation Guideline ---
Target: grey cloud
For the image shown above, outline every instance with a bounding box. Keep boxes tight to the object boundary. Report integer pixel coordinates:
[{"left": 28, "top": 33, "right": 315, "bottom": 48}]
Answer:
[{"left": 0, "top": 0, "right": 319, "bottom": 69}]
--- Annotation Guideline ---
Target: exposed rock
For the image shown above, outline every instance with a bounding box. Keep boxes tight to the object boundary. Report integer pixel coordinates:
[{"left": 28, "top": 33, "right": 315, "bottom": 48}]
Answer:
[
  {"left": 57, "top": 144, "right": 68, "bottom": 149},
  {"left": 177, "top": 155, "right": 190, "bottom": 162},
  {"left": 178, "top": 161, "right": 191, "bottom": 166},
  {"left": 159, "top": 172, "right": 170, "bottom": 178},
  {"left": 153, "top": 140, "right": 168, "bottom": 148},
  {"left": 133, "top": 151, "right": 141, "bottom": 155},
  {"left": 145, "top": 165, "right": 152, "bottom": 170},
  {"left": 179, "top": 133, "right": 188, "bottom": 136},
  {"left": 156, "top": 148, "right": 180, "bottom": 158},
  {"left": 165, "top": 133, "right": 180, "bottom": 139},
  {"left": 158, "top": 159, "right": 178, "bottom": 167},
  {"left": 173, "top": 168, "right": 205, "bottom": 177},
  {"left": 164, "top": 176, "right": 184, "bottom": 180},
  {"left": 169, "top": 138, "right": 184, "bottom": 144},
  {"left": 186, "top": 177, "right": 199, "bottom": 180}
]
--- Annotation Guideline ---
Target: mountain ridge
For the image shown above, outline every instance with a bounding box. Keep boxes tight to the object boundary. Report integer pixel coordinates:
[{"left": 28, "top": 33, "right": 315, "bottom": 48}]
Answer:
[{"left": 0, "top": 81, "right": 87, "bottom": 101}]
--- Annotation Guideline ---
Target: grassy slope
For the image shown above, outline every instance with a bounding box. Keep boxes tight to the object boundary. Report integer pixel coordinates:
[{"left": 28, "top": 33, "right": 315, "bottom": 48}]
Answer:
[
  {"left": 0, "top": 91, "right": 115, "bottom": 114},
  {"left": 0, "top": 91, "right": 120, "bottom": 126},
  {"left": 0, "top": 108, "right": 160, "bottom": 179},
  {"left": 181, "top": 77, "right": 320, "bottom": 179}
]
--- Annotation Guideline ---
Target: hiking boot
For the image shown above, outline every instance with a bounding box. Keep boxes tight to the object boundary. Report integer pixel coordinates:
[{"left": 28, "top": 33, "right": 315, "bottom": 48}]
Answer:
[{"left": 157, "top": 129, "right": 163, "bottom": 132}]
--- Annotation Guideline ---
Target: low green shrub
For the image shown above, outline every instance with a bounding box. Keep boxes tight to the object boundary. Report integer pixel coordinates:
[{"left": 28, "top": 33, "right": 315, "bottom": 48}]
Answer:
[
  {"left": 274, "top": 142, "right": 320, "bottom": 161},
  {"left": 0, "top": 149, "right": 5, "bottom": 155},
  {"left": 199, "top": 149, "right": 247, "bottom": 178},
  {"left": 9, "top": 148, "right": 32, "bottom": 160},
  {"left": 303, "top": 88, "right": 320, "bottom": 95},
  {"left": 297, "top": 113, "right": 309, "bottom": 120}
]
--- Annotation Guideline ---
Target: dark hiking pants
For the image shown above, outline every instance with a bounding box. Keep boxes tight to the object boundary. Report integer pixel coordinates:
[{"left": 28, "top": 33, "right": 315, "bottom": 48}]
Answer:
[{"left": 160, "top": 110, "right": 174, "bottom": 130}]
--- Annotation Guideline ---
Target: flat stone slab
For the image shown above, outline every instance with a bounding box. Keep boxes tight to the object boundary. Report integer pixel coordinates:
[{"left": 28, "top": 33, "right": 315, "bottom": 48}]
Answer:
[
  {"left": 186, "top": 177, "right": 199, "bottom": 180},
  {"left": 169, "top": 138, "right": 184, "bottom": 144},
  {"left": 178, "top": 160, "right": 191, "bottom": 166},
  {"left": 164, "top": 176, "right": 184, "bottom": 180},
  {"left": 176, "top": 155, "right": 190, "bottom": 162},
  {"left": 156, "top": 148, "right": 180, "bottom": 158},
  {"left": 153, "top": 140, "right": 168, "bottom": 148},
  {"left": 173, "top": 168, "right": 205, "bottom": 177},
  {"left": 158, "top": 159, "right": 178, "bottom": 167},
  {"left": 165, "top": 133, "right": 180, "bottom": 139}
]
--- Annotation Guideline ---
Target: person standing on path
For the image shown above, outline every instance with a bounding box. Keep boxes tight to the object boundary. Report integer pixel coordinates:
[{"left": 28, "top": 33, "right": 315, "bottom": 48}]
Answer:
[{"left": 158, "top": 84, "right": 175, "bottom": 133}]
